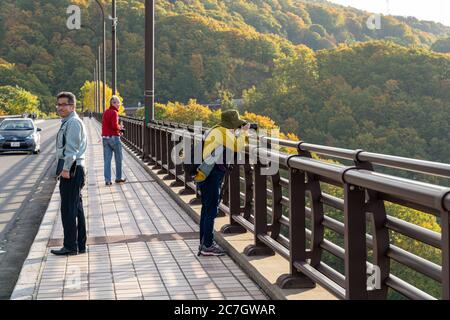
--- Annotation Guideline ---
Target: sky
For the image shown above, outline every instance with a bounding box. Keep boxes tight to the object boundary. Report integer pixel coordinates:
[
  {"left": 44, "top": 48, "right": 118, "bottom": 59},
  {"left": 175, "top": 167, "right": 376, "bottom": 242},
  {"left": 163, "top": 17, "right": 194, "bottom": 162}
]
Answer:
[{"left": 328, "top": 0, "right": 450, "bottom": 26}]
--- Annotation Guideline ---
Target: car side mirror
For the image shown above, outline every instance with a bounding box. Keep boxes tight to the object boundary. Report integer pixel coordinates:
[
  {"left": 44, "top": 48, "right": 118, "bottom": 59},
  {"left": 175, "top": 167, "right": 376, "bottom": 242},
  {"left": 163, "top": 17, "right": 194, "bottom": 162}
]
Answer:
[{"left": 37, "top": 128, "right": 42, "bottom": 132}]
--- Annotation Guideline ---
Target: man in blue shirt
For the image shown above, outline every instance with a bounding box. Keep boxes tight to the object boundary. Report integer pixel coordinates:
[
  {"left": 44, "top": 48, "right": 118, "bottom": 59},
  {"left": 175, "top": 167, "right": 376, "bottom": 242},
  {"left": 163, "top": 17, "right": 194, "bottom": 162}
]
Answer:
[{"left": 51, "top": 92, "right": 87, "bottom": 256}]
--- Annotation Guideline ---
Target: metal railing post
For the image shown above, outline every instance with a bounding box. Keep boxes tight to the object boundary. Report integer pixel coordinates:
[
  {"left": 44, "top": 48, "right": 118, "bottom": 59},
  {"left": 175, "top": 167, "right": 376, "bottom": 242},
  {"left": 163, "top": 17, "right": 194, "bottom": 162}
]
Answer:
[
  {"left": 277, "top": 167, "right": 315, "bottom": 288},
  {"left": 163, "top": 127, "right": 176, "bottom": 180},
  {"left": 442, "top": 210, "right": 450, "bottom": 299},
  {"left": 244, "top": 163, "right": 274, "bottom": 256},
  {"left": 221, "top": 165, "right": 246, "bottom": 234},
  {"left": 157, "top": 128, "right": 168, "bottom": 174},
  {"left": 344, "top": 183, "right": 369, "bottom": 299}
]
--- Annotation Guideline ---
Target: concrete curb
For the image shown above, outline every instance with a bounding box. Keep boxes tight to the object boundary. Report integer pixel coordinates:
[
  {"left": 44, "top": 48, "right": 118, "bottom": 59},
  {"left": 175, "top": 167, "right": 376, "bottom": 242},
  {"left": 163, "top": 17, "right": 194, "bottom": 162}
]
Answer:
[
  {"left": 122, "top": 143, "right": 287, "bottom": 301},
  {"left": 10, "top": 185, "right": 60, "bottom": 300}
]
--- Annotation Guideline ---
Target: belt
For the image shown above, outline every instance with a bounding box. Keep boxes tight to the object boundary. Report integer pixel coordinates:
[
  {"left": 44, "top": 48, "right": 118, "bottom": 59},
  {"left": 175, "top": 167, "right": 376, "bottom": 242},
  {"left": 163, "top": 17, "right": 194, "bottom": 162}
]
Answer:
[{"left": 102, "top": 136, "right": 119, "bottom": 139}]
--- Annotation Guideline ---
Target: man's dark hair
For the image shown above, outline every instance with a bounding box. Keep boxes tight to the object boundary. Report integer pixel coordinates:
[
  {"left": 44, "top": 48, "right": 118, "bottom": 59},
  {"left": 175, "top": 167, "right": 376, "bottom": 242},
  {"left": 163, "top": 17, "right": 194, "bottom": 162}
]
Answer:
[{"left": 56, "top": 92, "right": 76, "bottom": 106}]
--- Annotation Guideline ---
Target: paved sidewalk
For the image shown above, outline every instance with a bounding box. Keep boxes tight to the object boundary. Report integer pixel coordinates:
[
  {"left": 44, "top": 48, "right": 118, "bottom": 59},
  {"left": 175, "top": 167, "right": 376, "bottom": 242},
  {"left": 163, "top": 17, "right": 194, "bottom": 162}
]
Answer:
[{"left": 11, "top": 119, "right": 267, "bottom": 300}]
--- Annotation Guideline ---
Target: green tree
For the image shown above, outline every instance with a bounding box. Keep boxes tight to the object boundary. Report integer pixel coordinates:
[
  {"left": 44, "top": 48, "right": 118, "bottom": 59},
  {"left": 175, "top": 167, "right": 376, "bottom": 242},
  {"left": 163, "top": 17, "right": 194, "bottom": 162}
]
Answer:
[
  {"left": 431, "top": 37, "right": 450, "bottom": 53},
  {"left": 0, "top": 85, "right": 40, "bottom": 115}
]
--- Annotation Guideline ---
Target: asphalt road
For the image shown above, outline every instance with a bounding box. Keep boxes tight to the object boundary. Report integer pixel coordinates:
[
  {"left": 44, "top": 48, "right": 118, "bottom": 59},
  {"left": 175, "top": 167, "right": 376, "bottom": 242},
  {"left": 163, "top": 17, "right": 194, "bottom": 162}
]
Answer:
[{"left": 0, "top": 119, "right": 61, "bottom": 299}]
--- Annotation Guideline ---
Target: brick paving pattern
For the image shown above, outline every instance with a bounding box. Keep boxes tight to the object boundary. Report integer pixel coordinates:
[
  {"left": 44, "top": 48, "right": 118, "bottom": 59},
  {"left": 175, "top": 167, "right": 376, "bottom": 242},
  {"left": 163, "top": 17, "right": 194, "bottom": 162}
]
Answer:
[{"left": 12, "top": 119, "right": 267, "bottom": 300}]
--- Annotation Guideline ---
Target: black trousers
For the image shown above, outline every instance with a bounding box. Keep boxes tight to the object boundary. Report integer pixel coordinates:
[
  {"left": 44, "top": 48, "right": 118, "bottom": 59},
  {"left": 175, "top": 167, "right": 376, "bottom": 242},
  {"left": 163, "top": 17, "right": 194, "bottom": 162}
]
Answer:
[{"left": 59, "top": 165, "right": 86, "bottom": 252}]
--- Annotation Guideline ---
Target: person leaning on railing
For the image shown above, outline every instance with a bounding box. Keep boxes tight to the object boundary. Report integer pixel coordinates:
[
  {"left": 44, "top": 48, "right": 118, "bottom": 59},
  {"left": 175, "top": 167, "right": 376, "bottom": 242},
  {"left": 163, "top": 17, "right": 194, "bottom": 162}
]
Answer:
[{"left": 195, "top": 109, "right": 250, "bottom": 256}]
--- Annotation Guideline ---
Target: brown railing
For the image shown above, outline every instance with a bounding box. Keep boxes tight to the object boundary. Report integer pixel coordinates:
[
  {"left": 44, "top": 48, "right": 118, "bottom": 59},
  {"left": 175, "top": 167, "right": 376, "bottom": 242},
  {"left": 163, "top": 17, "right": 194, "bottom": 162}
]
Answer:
[{"left": 112, "top": 114, "right": 450, "bottom": 300}]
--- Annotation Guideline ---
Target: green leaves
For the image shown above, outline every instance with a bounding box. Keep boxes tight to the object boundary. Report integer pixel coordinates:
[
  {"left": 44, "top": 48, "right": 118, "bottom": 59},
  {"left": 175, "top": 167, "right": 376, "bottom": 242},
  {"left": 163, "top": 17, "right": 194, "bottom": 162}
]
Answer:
[
  {"left": 431, "top": 37, "right": 450, "bottom": 53},
  {"left": 0, "top": 85, "right": 39, "bottom": 115},
  {"left": 244, "top": 40, "right": 450, "bottom": 165}
]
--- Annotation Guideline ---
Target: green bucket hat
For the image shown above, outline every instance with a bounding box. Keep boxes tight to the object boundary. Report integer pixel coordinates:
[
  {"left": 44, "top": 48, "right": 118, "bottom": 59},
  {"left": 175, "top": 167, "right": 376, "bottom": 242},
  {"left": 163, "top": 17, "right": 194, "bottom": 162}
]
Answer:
[{"left": 220, "top": 109, "right": 247, "bottom": 129}]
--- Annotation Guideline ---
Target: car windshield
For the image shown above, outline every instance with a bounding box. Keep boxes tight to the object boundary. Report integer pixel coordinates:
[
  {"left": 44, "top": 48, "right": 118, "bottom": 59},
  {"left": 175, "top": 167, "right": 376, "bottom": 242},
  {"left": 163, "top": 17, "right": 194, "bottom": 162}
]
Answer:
[{"left": 0, "top": 120, "right": 34, "bottom": 131}]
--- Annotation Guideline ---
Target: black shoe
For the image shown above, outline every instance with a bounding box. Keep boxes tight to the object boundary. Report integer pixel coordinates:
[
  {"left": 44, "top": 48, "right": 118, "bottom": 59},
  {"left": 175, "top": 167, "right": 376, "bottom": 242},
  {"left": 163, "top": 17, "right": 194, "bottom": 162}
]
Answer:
[
  {"left": 199, "top": 243, "right": 226, "bottom": 256},
  {"left": 51, "top": 247, "right": 77, "bottom": 256},
  {"left": 115, "top": 179, "right": 126, "bottom": 184},
  {"left": 106, "top": 182, "right": 112, "bottom": 186}
]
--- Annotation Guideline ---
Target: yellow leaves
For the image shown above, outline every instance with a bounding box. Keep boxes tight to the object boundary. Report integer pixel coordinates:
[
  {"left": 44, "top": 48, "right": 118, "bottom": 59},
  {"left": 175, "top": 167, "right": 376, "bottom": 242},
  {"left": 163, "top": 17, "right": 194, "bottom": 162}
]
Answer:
[
  {"left": 286, "top": 132, "right": 300, "bottom": 141},
  {"left": 0, "top": 58, "right": 14, "bottom": 70},
  {"left": 240, "top": 112, "right": 300, "bottom": 152},
  {"left": 0, "top": 85, "right": 39, "bottom": 115},
  {"left": 70, "top": 0, "right": 90, "bottom": 8},
  {"left": 155, "top": 99, "right": 218, "bottom": 127},
  {"left": 79, "top": 81, "right": 95, "bottom": 112},
  {"left": 155, "top": 102, "right": 301, "bottom": 155},
  {"left": 79, "top": 81, "right": 125, "bottom": 115},
  {"left": 388, "top": 203, "right": 441, "bottom": 233},
  {"left": 385, "top": 202, "right": 441, "bottom": 264},
  {"left": 242, "top": 111, "right": 277, "bottom": 129}
]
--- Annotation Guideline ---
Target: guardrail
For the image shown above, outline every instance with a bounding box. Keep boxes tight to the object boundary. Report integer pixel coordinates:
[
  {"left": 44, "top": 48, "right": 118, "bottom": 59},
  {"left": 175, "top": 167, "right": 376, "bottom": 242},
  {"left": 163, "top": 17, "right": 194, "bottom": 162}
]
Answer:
[
  {"left": 0, "top": 115, "right": 23, "bottom": 122},
  {"left": 106, "top": 114, "right": 450, "bottom": 300}
]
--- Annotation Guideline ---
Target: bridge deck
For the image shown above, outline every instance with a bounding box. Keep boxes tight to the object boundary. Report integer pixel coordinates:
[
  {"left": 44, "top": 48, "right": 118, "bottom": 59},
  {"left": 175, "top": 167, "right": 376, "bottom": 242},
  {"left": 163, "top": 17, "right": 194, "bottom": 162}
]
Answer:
[{"left": 11, "top": 119, "right": 267, "bottom": 300}]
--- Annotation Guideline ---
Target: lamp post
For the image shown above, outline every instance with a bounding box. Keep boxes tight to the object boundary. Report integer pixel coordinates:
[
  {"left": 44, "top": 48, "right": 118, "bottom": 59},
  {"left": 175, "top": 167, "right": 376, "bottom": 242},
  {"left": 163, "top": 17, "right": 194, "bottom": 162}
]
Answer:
[
  {"left": 145, "top": 0, "right": 154, "bottom": 123},
  {"left": 94, "top": 64, "right": 98, "bottom": 113},
  {"left": 94, "top": 0, "right": 107, "bottom": 113},
  {"left": 111, "top": 0, "right": 118, "bottom": 95},
  {"left": 97, "top": 48, "right": 101, "bottom": 114},
  {"left": 142, "top": 0, "right": 155, "bottom": 161}
]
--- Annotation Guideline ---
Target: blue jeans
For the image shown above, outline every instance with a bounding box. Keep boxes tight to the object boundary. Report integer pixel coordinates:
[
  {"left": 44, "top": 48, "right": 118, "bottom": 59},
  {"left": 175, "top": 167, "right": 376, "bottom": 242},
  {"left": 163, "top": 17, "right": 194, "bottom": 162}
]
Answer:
[
  {"left": 103, "top": 136, "right": 123, "bottom": 182},
  {"left": 198, "top": 166, "right": 225, "bottom": 248}
]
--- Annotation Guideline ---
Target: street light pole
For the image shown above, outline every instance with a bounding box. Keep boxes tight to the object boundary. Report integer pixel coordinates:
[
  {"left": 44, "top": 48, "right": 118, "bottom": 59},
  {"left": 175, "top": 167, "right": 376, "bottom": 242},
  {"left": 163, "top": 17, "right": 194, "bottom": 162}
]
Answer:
[
  {"left": 145, "top": 0, "right": 154, "bottom": 123},
  {"left": 94, "top": 0, "right": 107, "bottom": 113},
  {"left": 143, "top": 0, "right": 155, "bottom": 161},
  {"left": 112, "top": 0, "right": 118, "bottom": 95},
  {"left": 97, "top": 48, "right": 101, "bottom": 114},
  {"left": 94, "top": 64, "right": 98, "bottom": 113}
]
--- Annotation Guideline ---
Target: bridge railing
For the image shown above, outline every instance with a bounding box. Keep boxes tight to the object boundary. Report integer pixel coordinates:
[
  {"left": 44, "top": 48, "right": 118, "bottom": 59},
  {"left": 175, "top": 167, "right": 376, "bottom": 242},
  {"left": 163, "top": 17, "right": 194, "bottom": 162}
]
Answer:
[{"left": 116, "top": 115, "right": 450, "bottom": 300}]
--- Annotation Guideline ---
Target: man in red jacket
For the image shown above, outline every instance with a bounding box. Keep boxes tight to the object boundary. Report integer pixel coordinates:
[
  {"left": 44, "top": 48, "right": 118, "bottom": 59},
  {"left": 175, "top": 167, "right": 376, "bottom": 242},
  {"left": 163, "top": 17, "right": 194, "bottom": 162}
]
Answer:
[{"left": 102, "top": 95, "right": 126, "bottom": 186}]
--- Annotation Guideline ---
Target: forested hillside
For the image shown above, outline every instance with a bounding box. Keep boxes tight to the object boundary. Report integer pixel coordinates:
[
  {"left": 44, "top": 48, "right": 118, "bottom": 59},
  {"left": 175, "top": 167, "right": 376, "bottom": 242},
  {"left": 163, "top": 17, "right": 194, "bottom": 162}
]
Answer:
[
  {"left": 157, "top": 0, "right": 450, "bottom": 49},
  {"left": 0, "top": 0, "right": 449, "bottom": 163},
  {"left": 243, "top": 41, "right": 450, "bottom": 163}
]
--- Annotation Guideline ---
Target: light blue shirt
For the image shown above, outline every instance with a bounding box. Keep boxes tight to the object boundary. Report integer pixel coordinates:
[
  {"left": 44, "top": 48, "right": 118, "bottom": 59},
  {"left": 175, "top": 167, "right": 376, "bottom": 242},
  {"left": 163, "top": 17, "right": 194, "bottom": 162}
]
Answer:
[{"left": 56, "top": 112, "right": 87, "bottom": 171}]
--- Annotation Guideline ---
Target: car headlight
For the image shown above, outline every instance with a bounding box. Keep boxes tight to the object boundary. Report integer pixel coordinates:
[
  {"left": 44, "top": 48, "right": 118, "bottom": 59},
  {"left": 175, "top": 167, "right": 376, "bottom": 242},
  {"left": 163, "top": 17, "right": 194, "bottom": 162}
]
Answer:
[
  {"left": 0, "top": 134, "right": 4, "bottom": 140},
  {"left": 25, "top": 134, "right": 35, "bottom": 140}
]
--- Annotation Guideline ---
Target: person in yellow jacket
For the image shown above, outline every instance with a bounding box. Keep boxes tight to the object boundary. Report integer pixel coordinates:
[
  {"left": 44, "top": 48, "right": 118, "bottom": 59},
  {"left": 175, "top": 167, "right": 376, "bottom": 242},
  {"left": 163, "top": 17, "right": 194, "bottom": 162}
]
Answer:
[{"left": 195, "top": 110, "right": 250, "bottom": 256}]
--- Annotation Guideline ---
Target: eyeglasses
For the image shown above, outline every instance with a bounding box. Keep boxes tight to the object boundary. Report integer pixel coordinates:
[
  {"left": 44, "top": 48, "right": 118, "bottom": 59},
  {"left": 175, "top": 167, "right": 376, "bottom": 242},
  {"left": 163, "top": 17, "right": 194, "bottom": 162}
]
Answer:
[{"left": 56, "top": 103, "right": 74, "bottom": 108}]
